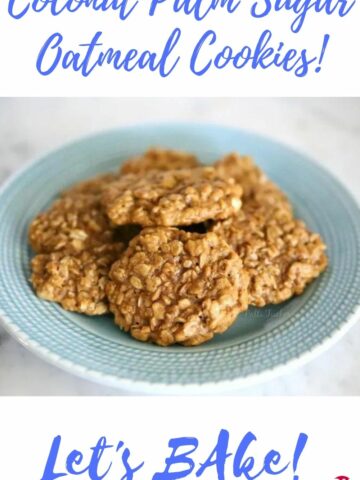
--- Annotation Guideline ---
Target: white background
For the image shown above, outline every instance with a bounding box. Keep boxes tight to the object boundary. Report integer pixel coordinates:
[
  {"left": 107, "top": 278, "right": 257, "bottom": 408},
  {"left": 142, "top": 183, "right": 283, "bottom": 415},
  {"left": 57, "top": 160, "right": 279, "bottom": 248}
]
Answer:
[
  {"left": 0, "top": 97, "right": 359, "bottom": 395},
  {"left": 0, "top": 397, "right": 359, "bottom": 479},
  {"left": 0, "top": 0, "right": 359, "bottom": 95}
]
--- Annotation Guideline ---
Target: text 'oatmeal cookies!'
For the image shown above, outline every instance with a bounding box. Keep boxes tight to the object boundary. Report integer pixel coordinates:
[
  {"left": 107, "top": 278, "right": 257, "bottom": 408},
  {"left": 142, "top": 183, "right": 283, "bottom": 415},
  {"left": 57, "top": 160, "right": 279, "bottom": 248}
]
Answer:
[{"left": 28, "top": 147, "right": 328, "bottom": 346}]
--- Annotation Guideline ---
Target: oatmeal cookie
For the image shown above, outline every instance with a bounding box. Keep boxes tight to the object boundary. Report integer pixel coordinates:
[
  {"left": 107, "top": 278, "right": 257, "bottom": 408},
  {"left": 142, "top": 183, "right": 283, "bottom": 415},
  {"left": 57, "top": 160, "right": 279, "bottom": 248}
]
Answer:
[
  {"left": 107, "top": 227, "right": 249, "bottom": 346},
  {"left": 101, "top": 167, "right": 243, "bottom": 227},
  {"left": 212, "top": 157, "right": 324, "bottom": 306},
  {"left": 212, "top": 207, "right": 328, "bottom": 307},
  {"left": 215, "top": 153, "right": 267, "bottom": 198},
  {"left": 120, "top": 148, "right": 199, "bottom": 175},
  {"left": 31, "top": 243, "right": 124, "bottom": 315},
  {"left": 243, "top": 181, "right": 293, "bottom": 223},
  {"left": 29, "top": 194, "right": 115, "bottom": 254},
  {"left": 63, "top": 172, "right": 118, "bottom": 196},
  {"left": 215, "top": 153, "right": 293, "bottom": 221}
]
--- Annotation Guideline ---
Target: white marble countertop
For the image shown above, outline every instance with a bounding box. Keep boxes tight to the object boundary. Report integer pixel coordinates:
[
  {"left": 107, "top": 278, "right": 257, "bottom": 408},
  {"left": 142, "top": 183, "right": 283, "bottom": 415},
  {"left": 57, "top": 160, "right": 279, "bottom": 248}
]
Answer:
[{"left": 0, "top": 98, "right": 359, "bottom": 395}]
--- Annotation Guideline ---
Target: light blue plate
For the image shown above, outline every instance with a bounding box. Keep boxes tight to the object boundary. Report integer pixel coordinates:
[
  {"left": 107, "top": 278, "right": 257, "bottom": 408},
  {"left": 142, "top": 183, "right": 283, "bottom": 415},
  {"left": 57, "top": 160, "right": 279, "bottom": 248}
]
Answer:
[{"left": 0, "top": 124, "right": 359, "bottom": 393}]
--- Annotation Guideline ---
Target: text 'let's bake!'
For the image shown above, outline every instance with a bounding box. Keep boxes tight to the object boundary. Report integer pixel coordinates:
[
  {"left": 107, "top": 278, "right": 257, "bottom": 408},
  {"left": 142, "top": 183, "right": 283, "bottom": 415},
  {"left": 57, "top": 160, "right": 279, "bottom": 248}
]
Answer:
[{"left": 41, "top": 430, "right": 309, "bottom": 480}]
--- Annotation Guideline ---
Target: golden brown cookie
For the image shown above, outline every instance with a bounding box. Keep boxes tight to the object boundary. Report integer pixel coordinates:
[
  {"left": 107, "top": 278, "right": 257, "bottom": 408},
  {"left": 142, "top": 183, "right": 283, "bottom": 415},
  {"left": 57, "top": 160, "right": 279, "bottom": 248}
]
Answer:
[
  {"left": 215, "top": 153, "right": 292, "bottom": 218},
  {"left": 63, "top": 173, "right": 118, "bottom": 196},
  {"left": 212, "top": 202, "right": 328, "bottom": 307},
  {"left": 31, "top": 243, "right": 124, "bottom": 315},
  {"left": 213, "top": 154, "right": 326, "bottom": 305},
  {"left": 216, "top": 152, "right": 291, "bottom": 204},
  {"left": 107, "top": 227, "right": 249, "bottom": 346},
  {"left": 120, "top": 148, "right": 199, "bottom": 175},
  {"left": 215, "top": 153, "right": 267, "bottom": 198},
  {"left": 101, "top": 167, "right": 243, "bottom": 227},
  {"left": 29, "top": 194, "right": 115, "bottom": 254},
  {"left": 243, "top": 181, "right": 293, "bottom": 223}
]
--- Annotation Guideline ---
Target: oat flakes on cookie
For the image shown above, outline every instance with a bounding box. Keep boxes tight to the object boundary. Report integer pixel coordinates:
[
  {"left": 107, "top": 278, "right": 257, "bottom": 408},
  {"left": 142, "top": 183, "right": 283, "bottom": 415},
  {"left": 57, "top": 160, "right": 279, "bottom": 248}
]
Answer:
[
  {"left": 212, "top": 201, "right": 328, "bottom": 307},
  {"left": 120, "top": 148, "right": 199, "bottom": 175},
  {"left": 243, "top": 181, "right": 293, "bottom": 223},
  {"left": 106, "top": 227, "right": 249, "bottom": 346},
  {"left": 63, "top": 172, "right": 118, "bottom": 196},
  {"left": 31, "top": 243, "right": 124, "bottom": 315},
  {"left": 101, "top": 166, "right": 243, "bottom": 227},
  {"left": 29, "top": 194, "right": 115, "bottom": 254},
  {"left": 215, "top": 153, "right": 267, "bottom": 198},
  {"left": 215, "top": 152, "right": 293, "bottom": 214}
]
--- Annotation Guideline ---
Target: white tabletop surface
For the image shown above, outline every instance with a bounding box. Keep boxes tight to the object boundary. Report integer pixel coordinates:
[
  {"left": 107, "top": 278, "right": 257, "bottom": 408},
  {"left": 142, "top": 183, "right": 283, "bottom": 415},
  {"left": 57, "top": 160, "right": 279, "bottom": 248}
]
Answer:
[{"left": 0, "top": 98, "right": 359, "bottom": 395}]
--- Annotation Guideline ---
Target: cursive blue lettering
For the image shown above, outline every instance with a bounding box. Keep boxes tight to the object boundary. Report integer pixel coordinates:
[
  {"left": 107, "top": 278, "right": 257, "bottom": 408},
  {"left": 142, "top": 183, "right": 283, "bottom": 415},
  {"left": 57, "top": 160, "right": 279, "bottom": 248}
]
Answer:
[
  {"left": 190, "top": 28, "right": 318, "bottom": 77},
  {"left": 8, "top": 0, "right": 138, "bottom": 21},
  {"left": 36, "top": 29, "right": 181, "bottom": 77},
  {"left": 152, "top": 437, "right": 199, "bottom": 480},
  {"left": 250, "top": 0, "right": 356, "bottom": 33},
  {"left": 40, "top": 435, "right": 143, "bottom": 480},
  {"left": 196, "top": 429, "right": 231, "bottom": 480},
  {"left": 149, "top": 0, "right": 241, "bottom": 20},
  {"left": 190, "top": 29, "right": 216, "bottom": 75}
]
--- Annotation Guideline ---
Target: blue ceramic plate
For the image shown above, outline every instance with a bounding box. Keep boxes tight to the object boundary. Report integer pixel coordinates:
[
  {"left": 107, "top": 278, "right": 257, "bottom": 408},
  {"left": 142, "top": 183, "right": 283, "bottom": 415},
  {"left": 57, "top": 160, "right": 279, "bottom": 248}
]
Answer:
[{"left": 0, "top": 124, "right": 359, "bottom": 393}]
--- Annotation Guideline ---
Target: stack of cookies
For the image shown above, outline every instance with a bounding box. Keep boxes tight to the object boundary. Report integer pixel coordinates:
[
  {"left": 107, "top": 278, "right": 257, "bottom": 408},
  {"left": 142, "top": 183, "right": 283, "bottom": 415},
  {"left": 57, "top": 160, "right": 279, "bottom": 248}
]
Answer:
[{"left": 29, "top": 148, "right": 328, "bottom": 346}]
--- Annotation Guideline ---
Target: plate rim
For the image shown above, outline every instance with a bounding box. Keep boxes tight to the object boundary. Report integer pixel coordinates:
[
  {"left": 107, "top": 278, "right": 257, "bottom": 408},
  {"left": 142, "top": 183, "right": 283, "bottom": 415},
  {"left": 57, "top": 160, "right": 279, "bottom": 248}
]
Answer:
[
  {"left": 1, "top": 303, "right": 359, "bottom": 394},
  {"left": 0, "top": 122, "right": 359, "bottom": 393}
]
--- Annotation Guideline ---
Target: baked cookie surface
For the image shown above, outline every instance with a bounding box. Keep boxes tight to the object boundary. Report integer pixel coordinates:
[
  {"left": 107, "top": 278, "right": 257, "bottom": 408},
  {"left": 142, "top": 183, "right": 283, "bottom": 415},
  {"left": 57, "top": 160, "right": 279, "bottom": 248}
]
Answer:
[
  {"left": 215, "top": 153, "right": 267, "bottom": 198},
  {"left": 213, "top": 153, "right": 323, "bottom": 306},
  {"left": 31, "top": 243, "right": 124, "bottom": 315},
  {"left": 63, "top": 172, "right": 118, "bottom": 196},
  {"left": 29, "top": 194, "right": 115, "bottom": 254},
  {"left": 212, "top": 201, "right": 328, "bottom": 306},
  {"left": 107, "top": 227, "right": 249, "bottom": 346},
  {"left": 101, "top": 166, "right": 243, "bottom": 227},
  {"left": 120, "top": 148, "right": 199, "bottom": 175},
  {"left": 243, "top": 180, "right": 293, "bottom": 223}
]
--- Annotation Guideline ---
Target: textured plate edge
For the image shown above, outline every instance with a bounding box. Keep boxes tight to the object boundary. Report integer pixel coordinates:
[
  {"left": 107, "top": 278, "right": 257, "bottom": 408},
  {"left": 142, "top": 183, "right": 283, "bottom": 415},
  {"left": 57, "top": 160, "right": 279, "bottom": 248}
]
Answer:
[{"left": 1, "top": 301, "right": 360, "bottom": 394}]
